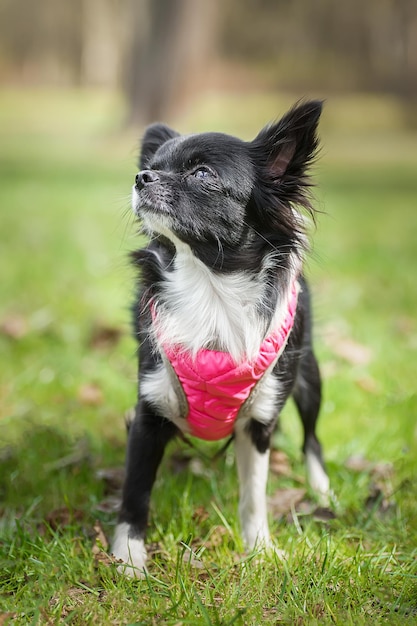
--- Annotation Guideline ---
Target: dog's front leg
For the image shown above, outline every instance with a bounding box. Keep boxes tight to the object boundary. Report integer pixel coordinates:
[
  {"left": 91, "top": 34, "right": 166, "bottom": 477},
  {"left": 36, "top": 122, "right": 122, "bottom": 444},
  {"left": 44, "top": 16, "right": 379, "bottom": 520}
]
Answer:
[
  {"left": 112, "top": 400, "right": 177, "bottom": 577},
  {"left": 234, "top": 421, "right": 272, "bottom": 550}
]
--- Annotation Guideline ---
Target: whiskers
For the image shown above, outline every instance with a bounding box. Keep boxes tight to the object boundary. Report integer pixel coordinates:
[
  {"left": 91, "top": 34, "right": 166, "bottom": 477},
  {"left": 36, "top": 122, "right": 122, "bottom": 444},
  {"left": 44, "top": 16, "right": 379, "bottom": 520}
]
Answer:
[{"left": 117, "top": 196, "right": 138, "bottom": 248}]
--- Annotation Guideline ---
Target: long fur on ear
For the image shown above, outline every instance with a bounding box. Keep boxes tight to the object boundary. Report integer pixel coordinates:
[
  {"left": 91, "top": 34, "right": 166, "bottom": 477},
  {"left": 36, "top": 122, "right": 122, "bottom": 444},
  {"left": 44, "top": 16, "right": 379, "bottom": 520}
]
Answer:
[
  {"left": 249, "top": 100, "right": 322, "bottom": 224},
  {"left": 139, "top": 123, "right": 179, "bottom": 169}
]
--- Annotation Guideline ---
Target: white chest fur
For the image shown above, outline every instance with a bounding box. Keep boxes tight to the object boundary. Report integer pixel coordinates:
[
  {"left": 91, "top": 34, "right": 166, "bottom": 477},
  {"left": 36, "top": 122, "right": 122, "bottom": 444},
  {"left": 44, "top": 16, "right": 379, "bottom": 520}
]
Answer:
[{"left": 151, "top": 242, "right": 299, "bottom": 363}]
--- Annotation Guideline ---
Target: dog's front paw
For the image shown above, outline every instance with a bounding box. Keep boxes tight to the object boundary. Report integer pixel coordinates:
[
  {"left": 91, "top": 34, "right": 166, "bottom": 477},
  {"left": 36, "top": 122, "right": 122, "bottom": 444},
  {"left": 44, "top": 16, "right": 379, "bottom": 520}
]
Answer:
[
  {"left": 241, "top": 514, "right": 271, "bottom": 551},
  {"left": 111, "top": 523, "right": 147, "bottom": 578},
  {"left": 263, "top": 540, "right": 288, "bottom": 561},
  {"left": 242, "top": 535, "right": 288, "bottom": 567}
]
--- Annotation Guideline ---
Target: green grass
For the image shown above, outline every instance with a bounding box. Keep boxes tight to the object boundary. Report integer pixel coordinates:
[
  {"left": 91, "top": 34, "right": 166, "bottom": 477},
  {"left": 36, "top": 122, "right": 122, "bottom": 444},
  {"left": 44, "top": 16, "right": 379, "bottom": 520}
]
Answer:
[{"left": 1, "top": 88, "right": 416, "bottom": 624}]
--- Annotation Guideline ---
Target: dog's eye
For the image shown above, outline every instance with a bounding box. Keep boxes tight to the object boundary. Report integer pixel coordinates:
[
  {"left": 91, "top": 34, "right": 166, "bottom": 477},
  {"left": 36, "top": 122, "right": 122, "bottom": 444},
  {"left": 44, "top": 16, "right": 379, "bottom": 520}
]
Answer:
[{"left": 193, "top": 166, "right": 214, "bottom": 180}]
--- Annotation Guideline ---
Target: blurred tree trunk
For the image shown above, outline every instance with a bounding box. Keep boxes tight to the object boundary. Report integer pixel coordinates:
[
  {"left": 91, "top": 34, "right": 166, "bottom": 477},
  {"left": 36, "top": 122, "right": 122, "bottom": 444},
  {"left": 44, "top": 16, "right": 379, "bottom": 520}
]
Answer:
[
  {"left": 398, "top": 0, "right": 417, "bottom": 126},
  {"left": 123, "top": 0, "right": 218, "bottom": 126},
  {"left": 398, "top": 0, "right": 417, "bottom": 98},
  {"left": 80, "top": 0, "right": 121, "bottom": 86}
]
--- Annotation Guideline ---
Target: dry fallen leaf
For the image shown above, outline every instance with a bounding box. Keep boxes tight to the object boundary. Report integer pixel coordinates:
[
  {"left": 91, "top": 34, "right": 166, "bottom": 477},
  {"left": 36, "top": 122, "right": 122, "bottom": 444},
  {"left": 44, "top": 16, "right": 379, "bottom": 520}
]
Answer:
[
  {"left": 192, "top": 506, "right": 210, "bottom": 524},
  {"left": 293, "top": 499, "right": 317, "bottom": 516},
  {"left": 345, "top": 455, "right": 394, "bottom": 480},
  {"left": 323, "top": 324, "right": 373, "bottom": 366},
  {"left": 95, "top": 495, "right": 121, "bottom": 513},
  {"left": 45, "top": 507, "right": 84, "bottom": 531},
  {"left": 345, "top": 455, "right": 373, "bottom": 472},
  {"left": 345, "top": 455, "right": 395, "bottom": 516},
  {"left": 365, "top": 484, "right": 393, "bottom": 516},
  {"left": 372, "top": 461, "right": 394, "bottom": 481},
  {"left": 88, "top": 324, "right": 123, "bottom": 350},
  {"left": 78, "top": 383, "right": 104, "bottom": 406},
  {"left": 147, "top": 541, "right": 165, "bottom": 558},
  {"left": 96, "top": 467, "right": 125, "bottom": 493},
  {"left": 0, "top": 314, "right": 28, "bottom": 339},
  {"left": 268, "top": 488, "right": 306, "bottom": 517},
  {"left": 0, "top": 614, "right": 17, "bottom": 626},
  {"left": 92, "top": 521, "right": 118, "bottom": 567},
  {"left": 312, "top": 506, "right": 337, "bottom": 522},
  {"left": 183, "top": 550, "right": 205, "bottom": 569},
  {"left": 285, "top": 500, "right": 336, "bottom": 526},
  {"left": 49, "top": 587, "right": 91, "bottom": 618},
  {"left": 93, "top": 546, "right": 116, "bottom": 567},
  {"left": 356, "top": 376, "right": 379, "bottom": 393},
  {"left": 93, "top": 520, "right": 109, "bottom": 550},
  {"left": 269, "top": 449, "right": 292, "bottom": 476},
  {"left": 204, "top": 525, "right": 229, "bottom": 549},
  {"left": 333, "top": 338, "right": 372, "bottom": 366}
]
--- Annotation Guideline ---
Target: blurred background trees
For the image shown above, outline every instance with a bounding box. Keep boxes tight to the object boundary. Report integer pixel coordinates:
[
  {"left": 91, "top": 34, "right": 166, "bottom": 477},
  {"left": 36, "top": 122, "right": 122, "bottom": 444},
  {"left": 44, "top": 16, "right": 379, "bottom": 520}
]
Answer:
[{"left": 0, "top": 0, "right": 416, "bottom": 125}]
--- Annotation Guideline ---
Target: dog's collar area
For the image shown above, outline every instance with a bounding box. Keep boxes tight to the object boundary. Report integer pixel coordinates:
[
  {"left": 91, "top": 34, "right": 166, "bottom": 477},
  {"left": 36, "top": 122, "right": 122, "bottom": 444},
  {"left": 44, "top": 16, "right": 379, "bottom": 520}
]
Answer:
[{"left": 150, "top": 280, "right": 299, "bottom": 441}]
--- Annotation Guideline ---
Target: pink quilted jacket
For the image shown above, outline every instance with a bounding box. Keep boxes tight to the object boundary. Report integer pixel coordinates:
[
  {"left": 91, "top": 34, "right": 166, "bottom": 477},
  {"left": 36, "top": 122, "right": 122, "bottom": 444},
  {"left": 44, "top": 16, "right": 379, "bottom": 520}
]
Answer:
[{"left": 155, "top": 282, "right": 298, "bottom": 441}]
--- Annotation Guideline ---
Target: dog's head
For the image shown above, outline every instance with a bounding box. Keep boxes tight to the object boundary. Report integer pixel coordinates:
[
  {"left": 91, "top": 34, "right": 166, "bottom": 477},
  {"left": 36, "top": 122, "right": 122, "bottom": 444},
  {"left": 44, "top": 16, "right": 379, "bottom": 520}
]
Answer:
[{"left": 132, "top": 100, "right": 322, "bottom": 271}]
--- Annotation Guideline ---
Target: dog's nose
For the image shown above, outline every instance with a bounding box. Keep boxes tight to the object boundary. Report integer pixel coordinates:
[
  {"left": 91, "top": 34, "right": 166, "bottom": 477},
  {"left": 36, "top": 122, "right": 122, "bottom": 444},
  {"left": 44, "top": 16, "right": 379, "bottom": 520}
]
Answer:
[{"left": 135, "top": 170, "right": 160, "bottom": 189}]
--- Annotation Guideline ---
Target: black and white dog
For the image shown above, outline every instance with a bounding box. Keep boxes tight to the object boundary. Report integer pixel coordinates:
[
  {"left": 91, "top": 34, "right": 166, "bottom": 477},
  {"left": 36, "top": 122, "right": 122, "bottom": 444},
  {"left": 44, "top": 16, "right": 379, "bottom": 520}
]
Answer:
[{"left": 112, "top": 100, "right": 329, "bottom": 577}]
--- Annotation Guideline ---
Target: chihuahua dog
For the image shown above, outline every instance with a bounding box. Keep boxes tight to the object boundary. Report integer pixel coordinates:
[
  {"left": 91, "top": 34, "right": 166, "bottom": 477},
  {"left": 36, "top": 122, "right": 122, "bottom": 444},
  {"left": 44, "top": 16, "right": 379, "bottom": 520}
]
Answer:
[{"left": 112, "top": 100, "right": 329, "bottom": 577}]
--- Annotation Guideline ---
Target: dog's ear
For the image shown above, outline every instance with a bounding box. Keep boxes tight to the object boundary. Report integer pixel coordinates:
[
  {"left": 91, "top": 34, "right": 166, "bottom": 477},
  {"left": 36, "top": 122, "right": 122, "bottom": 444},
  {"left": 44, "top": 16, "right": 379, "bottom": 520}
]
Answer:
[
  {"left": 250, "top": 100, "right": 322, "bottom": 210},
  {"left": 139, "top": 123, "right": 179, "bottom": 169}
]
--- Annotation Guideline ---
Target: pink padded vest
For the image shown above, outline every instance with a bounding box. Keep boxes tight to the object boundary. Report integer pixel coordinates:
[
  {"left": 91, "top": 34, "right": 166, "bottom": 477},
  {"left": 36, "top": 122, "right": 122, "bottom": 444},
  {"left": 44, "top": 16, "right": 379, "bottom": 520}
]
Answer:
[{"left": 154, "top": 282, "right": 298, "bottom": 441}]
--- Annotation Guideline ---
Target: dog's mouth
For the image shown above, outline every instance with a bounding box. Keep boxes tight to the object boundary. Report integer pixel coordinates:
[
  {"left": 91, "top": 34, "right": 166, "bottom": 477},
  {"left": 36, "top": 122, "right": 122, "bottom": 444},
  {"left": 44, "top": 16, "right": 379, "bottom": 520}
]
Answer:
[
  {"left": 132, "top": 185, "right": 172, "bottom": 218},
  {"left": 132, "top": 185, "right": 176, "bottom": 239}
]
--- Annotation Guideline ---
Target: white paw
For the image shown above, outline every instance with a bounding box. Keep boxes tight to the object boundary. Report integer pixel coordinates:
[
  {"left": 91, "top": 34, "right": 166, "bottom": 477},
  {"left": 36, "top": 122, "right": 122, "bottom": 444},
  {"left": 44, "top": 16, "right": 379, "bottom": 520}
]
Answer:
[
  {"left": 263, "top": 540, "right": 288, "bottom": 561},
  {"left": 111, "top": 523, "right": 147, "bottom": 578},
  {"left": 242, "top": 520, "right": 271, "bottom": 552},
  {"left": 305, "top": 449, "right": 330, "bottom": 505},
  {"left": 243, "top": 534, "right": 288, "bottom": 565}
]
